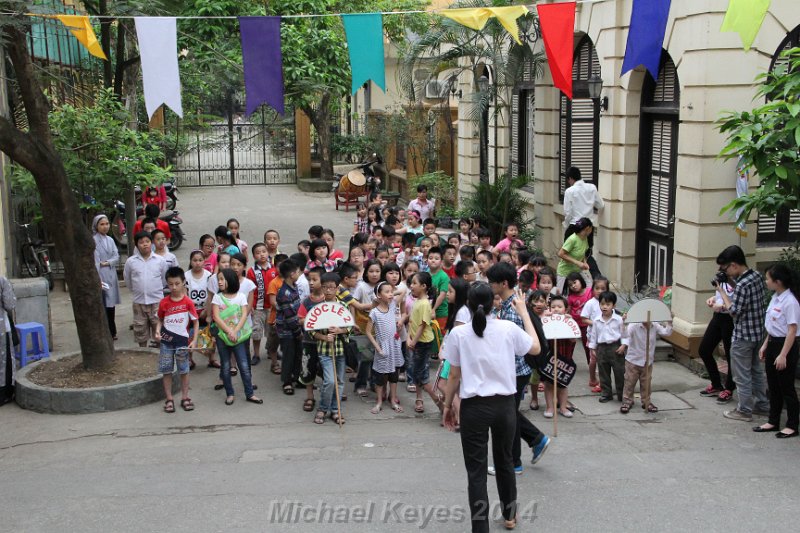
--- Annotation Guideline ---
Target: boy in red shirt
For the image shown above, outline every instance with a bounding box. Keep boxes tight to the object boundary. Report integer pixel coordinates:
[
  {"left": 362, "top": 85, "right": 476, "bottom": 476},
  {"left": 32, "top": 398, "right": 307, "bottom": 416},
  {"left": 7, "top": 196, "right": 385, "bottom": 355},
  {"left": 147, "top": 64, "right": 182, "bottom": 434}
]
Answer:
[
  {"left": 441, "top": 244, "right": 458, "bottom": 279},
  {"left": 156, "top": 266, "right": 199, "bottom": 413}
]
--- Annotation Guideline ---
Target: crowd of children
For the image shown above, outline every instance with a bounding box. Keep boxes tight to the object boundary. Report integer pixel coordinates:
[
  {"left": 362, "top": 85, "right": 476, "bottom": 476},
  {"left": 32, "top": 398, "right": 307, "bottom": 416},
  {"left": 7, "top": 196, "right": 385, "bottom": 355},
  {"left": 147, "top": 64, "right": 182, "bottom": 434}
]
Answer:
[{"left": 122, "top": 206, "right": 672, "bottom": 422}]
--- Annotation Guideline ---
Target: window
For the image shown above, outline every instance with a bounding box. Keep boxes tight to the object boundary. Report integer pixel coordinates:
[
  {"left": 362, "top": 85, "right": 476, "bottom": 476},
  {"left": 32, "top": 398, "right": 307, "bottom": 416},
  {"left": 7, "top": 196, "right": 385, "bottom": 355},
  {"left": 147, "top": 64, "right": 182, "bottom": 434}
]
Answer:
[
  {"left": 511, "top": 55, "right": 537, "bottom": 180},
  {"left": 757, "top": 25, "right": 800, "bottom": 245},
  {"left": 559, "top": 35, "right": 600, "bottom": 201}
]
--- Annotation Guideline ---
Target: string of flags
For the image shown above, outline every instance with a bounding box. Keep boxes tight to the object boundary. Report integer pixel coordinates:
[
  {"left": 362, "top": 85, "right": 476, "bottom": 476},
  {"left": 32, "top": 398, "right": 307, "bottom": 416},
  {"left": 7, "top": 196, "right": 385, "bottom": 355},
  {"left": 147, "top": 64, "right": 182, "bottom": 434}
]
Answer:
[{"left": 38, "top": 0, "right": 774, "bottom": 119}]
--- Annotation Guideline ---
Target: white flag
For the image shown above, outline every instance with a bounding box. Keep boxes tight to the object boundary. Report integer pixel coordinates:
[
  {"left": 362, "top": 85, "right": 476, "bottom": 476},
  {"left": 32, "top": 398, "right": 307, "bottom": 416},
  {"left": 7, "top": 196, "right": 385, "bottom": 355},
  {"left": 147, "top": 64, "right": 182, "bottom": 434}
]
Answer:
[
  {"left": 134, "top": 17, "right": 183, "bottom": 119},
  {"left": 735, "top": 156, "right": 749, "bottom": 237}
]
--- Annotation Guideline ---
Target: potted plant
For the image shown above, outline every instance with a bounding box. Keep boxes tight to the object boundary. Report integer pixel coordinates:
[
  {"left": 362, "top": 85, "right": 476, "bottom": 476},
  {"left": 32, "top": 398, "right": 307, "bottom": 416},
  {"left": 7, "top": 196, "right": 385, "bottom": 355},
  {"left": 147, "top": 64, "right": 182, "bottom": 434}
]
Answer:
[{"left": 461, "top": 173, "right": 535, "bottom": 242}]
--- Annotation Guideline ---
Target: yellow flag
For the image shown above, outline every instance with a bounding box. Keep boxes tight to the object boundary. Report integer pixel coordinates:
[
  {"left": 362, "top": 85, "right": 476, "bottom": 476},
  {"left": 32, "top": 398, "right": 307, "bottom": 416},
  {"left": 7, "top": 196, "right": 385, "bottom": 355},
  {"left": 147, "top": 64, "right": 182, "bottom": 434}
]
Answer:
[
  {"left": 442, "top": 6, "right": 529, "bottom": 45},
  {"left": 56, "top": 15, "right": 107, "bottom": 60},
  {"left": 720, "top": 0, "right": 771, "bottom": 51}
]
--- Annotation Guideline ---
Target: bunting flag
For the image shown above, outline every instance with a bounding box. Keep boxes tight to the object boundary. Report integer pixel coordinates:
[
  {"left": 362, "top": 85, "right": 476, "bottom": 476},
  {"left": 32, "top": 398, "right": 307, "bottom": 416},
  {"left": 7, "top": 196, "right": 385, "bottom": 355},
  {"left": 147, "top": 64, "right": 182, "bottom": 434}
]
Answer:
[
  {"left": 239, "top": 17, "right": 285, "bottom": 115},
  {"left": 537, "top": 2, "right": 576, "bottom": 99},
  {"left": 134, "top": 17, "right": 183, "bottom": 119},
  {"left": 735, "top": 156, "right": 749, "bottom": 237},
  {"left": 621, "top": 0, "right": 671, "bottom": 80},
  {"left": 721, "top": 0, "right": 771, "bottom": 51},
  {"left": 441, "top": 6, "right": 529, "bottom": 45},
  {"left": 55, "top": 15, "right": 107, "bottom": 60},
  {"left": 342, "top": 14, "right": 386, "bottom": 95}
]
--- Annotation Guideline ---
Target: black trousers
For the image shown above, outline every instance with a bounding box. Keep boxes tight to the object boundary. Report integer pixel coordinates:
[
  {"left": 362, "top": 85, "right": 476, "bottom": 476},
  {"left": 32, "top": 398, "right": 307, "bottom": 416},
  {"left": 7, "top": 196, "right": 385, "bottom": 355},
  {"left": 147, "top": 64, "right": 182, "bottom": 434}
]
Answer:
[
  {"left": 513, "top": 374, "right": 544, "bottom": 467},
  {"left": 765, "top": 337, "right": 800, "bottom": 431},
  {"left": 105, "top": 307, "right": 117, "bottom": 338},
  {"left": 279, "top": 336, "right": 303, "bottom": 386},
  {"left": 460, "top": 394, "right": 517, "bottom": 533},
  {"left": 698, "top": 312, "right": 735, "bottom": 391}
]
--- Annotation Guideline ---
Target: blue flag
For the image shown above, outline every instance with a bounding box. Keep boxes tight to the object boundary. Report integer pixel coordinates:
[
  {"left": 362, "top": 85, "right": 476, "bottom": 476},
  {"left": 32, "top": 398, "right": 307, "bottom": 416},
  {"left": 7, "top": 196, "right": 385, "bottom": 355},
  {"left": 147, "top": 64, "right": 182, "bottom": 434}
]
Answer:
[
  {"left": 342, "top": 13, "right": 386, "bottom": 95},
  {"left": 621, "top": 0, "right": 672, "bottom": 80}
]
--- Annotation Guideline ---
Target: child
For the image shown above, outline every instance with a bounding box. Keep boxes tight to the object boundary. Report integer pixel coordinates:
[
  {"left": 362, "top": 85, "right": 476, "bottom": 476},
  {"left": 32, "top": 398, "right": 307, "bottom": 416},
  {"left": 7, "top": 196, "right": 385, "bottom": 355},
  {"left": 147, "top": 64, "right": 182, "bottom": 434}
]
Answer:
[
  {"left": 427, "top": 247, "right": 450, "bottom": 332},
  {"left": 186, "top": 250, "right": 218, "bottom": 369},
  {"left": 308, "top": 225, "right": 324, "bottom": 240},
  {"left": 418, "top": 238, "right": 433, "bottom": 272},
  {"left": 621, "top": 318, "right": 672, "bottom": 414},
  {"left": 526, "top": 289, "right": 550, "bottom": 410},
  {"left": 405, "top": 210, "right": 424, "bottom": 235},
  {"left": 199, "top": 234, "right": 218, "bottom": 274},
  {"left": 368, "top": 206, "right": 383, "bottom": 232},
  {"left": 143, "top": 185, "right": 165, "bottom": 210},
  {"left": 446, "top": 233, "right": 461, "bottom": 249},
  {"left": 211, "top": 269, "right": 262, "bottom": 405},
  {"left": 156, "top": 266, "right": 199, "bottom": 413},
  {"left": 214, "top": 226, "right": 240, "bottom": 255},
  {"left": 291, "top": 252, "right": 311, "bottom": 301},
  {"left": 588, "top": 292, "right": 626, "bottom": 403},
  {"left": 297, "top": 267, "right": 327, "bottom": 413},
  {"left": 475, "top": 250, "right": 494, "bottom": 283},
  {"left": 353, "top": 203, "right": 370, "bottom": 235},
  {"left": 311, "top": 272, "right": 351, "bottom": 425},
  {"left": 353, "top": 259, "right": 382, "bottom": 332},
  {"left": 565, "top": 271, "right": 595, "bottom": 390},
  {"left": 266, "top": 254, "right": 289, "bottom": 375},
  {"left": 275, "top": 260, "right": 304, "bottom": 396},
  {"left": 337, "top": 262, "right": 374, "bottom": 396},
  {"left": 457, "top": 218, "right": 472, "bottom": 244},
  {"left": 494, "top": 223, "right": 524, "bottom": 255},
  {"left": 442, "top": 244, "right": 458, "bottom": 279},
  {"left": 407, "top": 272, "right": 444, "bottom": 413},
  {"left": 374, "top": 246, "right": 390, "bottom": 266},
  {"left": 580, "top": 276, "right": 610, "bottom": 392},
  {"left": 543, "top": 295, "right": 575, "bottom": 419},
  {"left": 537, "top": 268, "right": 557, "bottom": 300},
  {"left": 364, "top": 237, "right": 379, "bottom": 259},
  {"left": 518, "top": 270, "right": 535, "bottom": 295},
  {"left": 321, "top": 229, "right": 344, "bottom": 262},
  {"left": 527, "top": 255, "right": 548, "bottom": 289},
  {"left": 498, "top": 252, "right": 513, "bottom": 264},
  {"left": 418, "top": 218, "right": 437, "bottom": 246},
  {"left": 123, "top": 231, "right": 167, "bottom": 348},
  {"left": 459, "top": 245, "right": 476, "bottom": 264},
  {"left": 305, "top": 238, "right": 337, "bottom": 273},
  {"left": 297, "top": 239, "right": 311, "bottom": 258},
  {"left": 454, "top": 260, "right": 477, "bottom": 283},
  {"left": 246, "top": 243, "right": 272, "bottom": 366},
  {"left": 227, "top": 218, "right": 248, "bottom": 262},
  {"left": 476, "top": 228, "right": 493, "bottom": 255},
  {"left": 263, "top": 229, "right": 281, "bottom": 266},
  {"left": 152, "top": 229, "right": 178, "bottom": 270},
  {"left": 365, "top": 281, "right": 405, "bottom": 414},
  {"left": 347, "top": 246, "right": 366, "bottom": 276},
  {"left": 436, "top": 277, "right": 471, "bottom": 424}
]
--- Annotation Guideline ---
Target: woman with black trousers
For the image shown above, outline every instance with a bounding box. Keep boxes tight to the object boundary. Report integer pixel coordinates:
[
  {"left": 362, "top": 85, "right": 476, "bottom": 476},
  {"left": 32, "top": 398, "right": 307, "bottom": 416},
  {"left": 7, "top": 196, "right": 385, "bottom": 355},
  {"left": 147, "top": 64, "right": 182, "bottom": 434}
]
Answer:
[
  {"left": 698, "top": 278, "right": 736, "bottom": 402},
  {"left": 442, "top": 283, "right": 540, "bottom": 532},
  {"left": 753, "top": 264, "right": 800, "bottom": 438}
]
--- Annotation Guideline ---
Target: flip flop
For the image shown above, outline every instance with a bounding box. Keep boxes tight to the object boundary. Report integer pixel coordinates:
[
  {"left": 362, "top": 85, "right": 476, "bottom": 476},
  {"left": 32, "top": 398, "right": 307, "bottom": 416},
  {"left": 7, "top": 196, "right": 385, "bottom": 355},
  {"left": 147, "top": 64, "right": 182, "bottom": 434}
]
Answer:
[
  {"left": 414, "top": 399, "right": 424, "bottom": 413},
  {"left": 391, "top": 402, "right": 404, "bottom": 413},
  {"left": 163, "top": 399, "right": 175, "bottom": 413}
]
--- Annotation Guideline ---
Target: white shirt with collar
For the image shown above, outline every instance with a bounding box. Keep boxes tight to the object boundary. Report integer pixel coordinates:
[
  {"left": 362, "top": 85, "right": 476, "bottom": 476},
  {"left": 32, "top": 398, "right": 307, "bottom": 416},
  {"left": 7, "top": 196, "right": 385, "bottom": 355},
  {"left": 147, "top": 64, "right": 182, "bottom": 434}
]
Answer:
[
  {"left": 563, "top": 179, "right": 604, "bottom": 229},
  {"left": 442, "top": 317, "right": 533, "bottom": 399},
  {"left": 587, "top": 312, "right": 625, "bottom": 349},
  {"left": 623, "top": 322, "right": 672, "bottom": 366},
  {"left": 123, "top": 252, "right": 167, "bottom": 305},
  {"left": 765, "top": 289, "right": 800, "bottom": 338}
]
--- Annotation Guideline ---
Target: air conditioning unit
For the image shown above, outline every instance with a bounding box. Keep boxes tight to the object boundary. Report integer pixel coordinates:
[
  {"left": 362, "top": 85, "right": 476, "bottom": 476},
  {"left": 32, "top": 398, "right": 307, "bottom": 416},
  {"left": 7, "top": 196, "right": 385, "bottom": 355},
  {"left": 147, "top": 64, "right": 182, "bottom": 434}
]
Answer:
[{"left": 425, "top": 79, "right": 447, "bottom": 99}]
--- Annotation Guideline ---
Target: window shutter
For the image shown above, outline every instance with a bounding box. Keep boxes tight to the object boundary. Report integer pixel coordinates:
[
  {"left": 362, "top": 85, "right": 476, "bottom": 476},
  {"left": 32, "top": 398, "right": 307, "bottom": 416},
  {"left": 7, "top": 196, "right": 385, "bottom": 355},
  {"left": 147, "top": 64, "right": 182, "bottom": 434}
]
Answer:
[{"left": 648, "top": 120, "right": 673, "bottom": 230}]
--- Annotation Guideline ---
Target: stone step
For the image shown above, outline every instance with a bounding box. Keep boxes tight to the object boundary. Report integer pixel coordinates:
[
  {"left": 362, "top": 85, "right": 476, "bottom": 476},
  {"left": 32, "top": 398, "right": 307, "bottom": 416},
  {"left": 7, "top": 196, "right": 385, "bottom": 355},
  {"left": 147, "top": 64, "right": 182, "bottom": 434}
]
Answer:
[{"left": 297, "top": 177, "right": 333, "bottom": 193}]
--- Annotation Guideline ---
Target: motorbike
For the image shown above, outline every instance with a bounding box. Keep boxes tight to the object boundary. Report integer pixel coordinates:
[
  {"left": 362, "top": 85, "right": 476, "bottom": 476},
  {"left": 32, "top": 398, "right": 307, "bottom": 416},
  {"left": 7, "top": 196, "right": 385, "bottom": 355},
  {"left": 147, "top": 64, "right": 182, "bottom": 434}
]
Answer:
[
  {"left": 110, "top": 201, "right": 185, "bottom": 251},
  {"left": 135, "top": 178, "right": 179, "bottom": 211},
  {"left": 332, "top": 153, "right": 386, "bottom": 196}
]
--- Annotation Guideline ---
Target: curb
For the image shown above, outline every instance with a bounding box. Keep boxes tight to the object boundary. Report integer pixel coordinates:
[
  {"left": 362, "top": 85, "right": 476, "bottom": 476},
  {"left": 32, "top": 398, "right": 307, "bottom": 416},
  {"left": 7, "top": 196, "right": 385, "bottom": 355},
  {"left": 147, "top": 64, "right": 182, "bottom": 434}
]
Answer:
[{"left": 15, "top": 351, "right": 178, "bottom": 414}]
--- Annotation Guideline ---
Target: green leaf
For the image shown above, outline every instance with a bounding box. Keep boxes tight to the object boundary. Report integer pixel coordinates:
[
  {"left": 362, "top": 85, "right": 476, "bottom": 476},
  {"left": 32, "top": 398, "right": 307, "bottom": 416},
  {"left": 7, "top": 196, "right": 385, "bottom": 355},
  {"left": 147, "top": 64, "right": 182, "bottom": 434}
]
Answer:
[{"left": 775, "top": 166, "right": 788, "bottom": 179}]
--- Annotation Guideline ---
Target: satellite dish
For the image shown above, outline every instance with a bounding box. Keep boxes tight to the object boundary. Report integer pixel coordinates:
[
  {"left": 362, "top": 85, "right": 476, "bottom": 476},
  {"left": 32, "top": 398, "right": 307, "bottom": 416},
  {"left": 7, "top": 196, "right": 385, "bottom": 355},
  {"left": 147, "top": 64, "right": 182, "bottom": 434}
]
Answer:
[
  {"left": 541, "top": 315, "right": 582, "bottom": 340},
  {"left": 303, "top": 301, "right": 355, "bottom": 331},
  {"left": 626, "top": 298, "right": 672, "bottom": 323}
]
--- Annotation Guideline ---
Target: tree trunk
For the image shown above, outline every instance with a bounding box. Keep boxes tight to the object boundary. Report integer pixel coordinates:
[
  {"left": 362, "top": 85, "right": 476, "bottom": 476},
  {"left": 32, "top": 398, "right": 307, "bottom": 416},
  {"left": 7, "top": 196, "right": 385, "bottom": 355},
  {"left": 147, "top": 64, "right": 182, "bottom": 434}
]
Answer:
[
  {"left": 0, "top": 26, "right": 115, "bottom": 369},
  {"left": 304, "top": 94, "right": 333, "bottom": 181}
]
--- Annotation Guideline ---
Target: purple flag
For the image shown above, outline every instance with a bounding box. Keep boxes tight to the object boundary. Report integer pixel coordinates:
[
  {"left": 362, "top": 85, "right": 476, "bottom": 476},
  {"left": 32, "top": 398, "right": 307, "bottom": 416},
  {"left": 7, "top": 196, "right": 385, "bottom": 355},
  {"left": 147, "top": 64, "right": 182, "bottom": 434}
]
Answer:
[
  {"left": 621, "top": 0, "right": 671, "bottom": 80},
  {"left": 239, "top": 17, "right": 284, "bottom": 116}
]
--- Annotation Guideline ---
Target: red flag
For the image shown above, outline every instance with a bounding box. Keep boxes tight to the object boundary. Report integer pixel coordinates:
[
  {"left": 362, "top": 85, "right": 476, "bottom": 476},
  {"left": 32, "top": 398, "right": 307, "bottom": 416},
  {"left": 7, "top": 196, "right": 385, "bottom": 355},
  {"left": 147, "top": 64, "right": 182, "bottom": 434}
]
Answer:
[{"left": 538, "top": 2, "right": 576, "bottom": 99}]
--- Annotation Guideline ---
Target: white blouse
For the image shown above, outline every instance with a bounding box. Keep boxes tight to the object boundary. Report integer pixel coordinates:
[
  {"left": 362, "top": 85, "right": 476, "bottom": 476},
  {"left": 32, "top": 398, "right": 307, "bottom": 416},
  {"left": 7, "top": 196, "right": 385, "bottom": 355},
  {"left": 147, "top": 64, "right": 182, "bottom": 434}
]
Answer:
[{"left": 765, "top": 289, "right": 800, "bottom": 338}]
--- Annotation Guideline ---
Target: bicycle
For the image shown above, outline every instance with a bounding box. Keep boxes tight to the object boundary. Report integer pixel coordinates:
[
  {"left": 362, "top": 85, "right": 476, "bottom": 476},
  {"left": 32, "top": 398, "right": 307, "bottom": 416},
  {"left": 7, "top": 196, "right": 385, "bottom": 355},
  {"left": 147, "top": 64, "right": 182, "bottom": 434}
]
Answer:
[{"left": 18, "top": 223, "right": 54, "bottom": 291}]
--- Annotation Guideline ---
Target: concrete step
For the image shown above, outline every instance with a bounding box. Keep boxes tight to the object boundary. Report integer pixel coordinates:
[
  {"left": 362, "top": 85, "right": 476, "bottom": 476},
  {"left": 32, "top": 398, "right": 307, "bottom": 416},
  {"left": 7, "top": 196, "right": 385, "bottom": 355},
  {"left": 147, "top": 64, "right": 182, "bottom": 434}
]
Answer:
[{"left": 297, "top": 177, "right": 332, "bottom": 193}]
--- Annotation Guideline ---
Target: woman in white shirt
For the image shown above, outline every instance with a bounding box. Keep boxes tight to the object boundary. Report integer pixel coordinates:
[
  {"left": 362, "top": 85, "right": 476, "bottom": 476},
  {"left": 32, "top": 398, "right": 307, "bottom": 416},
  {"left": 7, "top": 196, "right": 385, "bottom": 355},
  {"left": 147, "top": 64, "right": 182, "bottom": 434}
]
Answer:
[
  {"left": 753, "top": 264, "right": 800, "bottom": 438},
  {"left": 441, "top": 283, "right": 540, "bottom": 531}
]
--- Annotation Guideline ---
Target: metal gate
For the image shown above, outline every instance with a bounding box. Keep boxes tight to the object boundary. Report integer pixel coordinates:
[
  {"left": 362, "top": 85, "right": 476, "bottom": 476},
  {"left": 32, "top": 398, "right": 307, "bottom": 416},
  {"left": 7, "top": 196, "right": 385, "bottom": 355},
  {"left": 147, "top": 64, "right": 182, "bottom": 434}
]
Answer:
[{"left": 170, "top": 109, "right": 296, "bottom": 186}]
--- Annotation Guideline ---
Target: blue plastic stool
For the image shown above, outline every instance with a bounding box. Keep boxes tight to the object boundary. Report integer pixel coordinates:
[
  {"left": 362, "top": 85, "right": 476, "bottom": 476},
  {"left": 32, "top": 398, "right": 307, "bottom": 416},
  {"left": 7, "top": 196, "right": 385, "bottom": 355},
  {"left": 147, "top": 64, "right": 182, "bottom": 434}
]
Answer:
[{"left": 15, "top": 322, "right": 50, "bottom": 367}]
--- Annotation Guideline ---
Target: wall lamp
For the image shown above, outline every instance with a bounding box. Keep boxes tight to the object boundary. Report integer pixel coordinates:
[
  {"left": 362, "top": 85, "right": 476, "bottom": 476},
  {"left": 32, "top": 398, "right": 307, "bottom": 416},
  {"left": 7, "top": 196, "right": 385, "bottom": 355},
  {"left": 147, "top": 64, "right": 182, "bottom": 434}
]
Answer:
[{"left": 587, "top": 74, "right": 609, "bottom": 112}]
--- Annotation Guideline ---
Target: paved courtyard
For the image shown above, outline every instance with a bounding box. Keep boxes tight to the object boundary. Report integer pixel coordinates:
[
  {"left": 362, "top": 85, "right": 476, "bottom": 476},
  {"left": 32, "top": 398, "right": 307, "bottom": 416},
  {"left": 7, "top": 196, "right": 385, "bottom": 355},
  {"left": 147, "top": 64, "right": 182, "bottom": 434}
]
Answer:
[{"left": 3, "top": 186, "right": 799, "bottom": 532}]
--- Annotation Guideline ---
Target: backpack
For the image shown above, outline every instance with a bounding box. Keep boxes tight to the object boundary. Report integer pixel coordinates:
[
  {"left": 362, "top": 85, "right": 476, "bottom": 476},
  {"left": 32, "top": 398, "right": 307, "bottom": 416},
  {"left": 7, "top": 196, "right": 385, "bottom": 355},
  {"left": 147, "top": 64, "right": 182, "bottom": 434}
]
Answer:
[{"left": 430, "top": 318, "right": 444, "bottom": 353}]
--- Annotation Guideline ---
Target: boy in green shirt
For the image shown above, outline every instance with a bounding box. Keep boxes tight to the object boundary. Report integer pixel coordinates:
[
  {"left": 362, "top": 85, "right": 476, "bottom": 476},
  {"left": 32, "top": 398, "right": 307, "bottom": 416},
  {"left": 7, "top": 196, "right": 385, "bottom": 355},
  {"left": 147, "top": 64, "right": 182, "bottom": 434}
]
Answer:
[{"left": 427, "top": 247, "right": 450, "bottom": 332}]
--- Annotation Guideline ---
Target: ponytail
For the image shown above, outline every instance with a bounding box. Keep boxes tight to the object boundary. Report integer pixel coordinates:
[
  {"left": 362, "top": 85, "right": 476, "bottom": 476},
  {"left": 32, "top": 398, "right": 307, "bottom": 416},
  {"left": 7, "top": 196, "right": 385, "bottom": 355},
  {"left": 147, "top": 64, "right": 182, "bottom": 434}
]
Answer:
[{"left": 467, "top": 282, "right": 494, "bottom": 338}]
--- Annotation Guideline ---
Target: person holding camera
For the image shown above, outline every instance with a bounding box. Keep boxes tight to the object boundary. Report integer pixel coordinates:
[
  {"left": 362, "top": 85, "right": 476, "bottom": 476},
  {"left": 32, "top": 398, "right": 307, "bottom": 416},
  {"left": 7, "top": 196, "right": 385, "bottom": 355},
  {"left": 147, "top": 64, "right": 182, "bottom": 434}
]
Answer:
[
  {"left": 698, "top": 271, "right": 736, "bottom": 403},
  {"left": 715, "top": 246, "right": 769, "bottom": 422}
]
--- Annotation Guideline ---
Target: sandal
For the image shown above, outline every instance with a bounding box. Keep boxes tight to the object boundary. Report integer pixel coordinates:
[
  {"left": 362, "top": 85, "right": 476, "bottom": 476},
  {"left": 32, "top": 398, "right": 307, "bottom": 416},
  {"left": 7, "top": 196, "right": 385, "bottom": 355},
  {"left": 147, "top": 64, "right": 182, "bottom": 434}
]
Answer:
[
  {"left": 207, "top": 360, "right": 221, "bottom": 369},
  {"left": 246, "top": 396, "right": 264, "bottom": 404},
  {"left": 214, "top": 383, "right": 224, "bottom": 391},
  {"left": 391, "top": 402, "right": 404, "bottom": 413},
  {"left": 163, "top": 399, "right": 175, "bottom": 413},
  {"left": 356, "top": 388, "right": 368, "bottom": 397},
  {"left": 303, "top": 398, "right": 316, "bottom": 412},
  {"left": 283, "top": 385, "right": 295, "bottom": 396},
  {"left": 230, "top": 367, "right": 238, "bottom": 376},
  {"left": 414, "top": 399, "right": 424, "bottom": 413},
  {"left": 330, "top": 412, "right": 345, "bottom": 424},
  {"left": 407, "top": 384, "right": 417, "bottom": 393},
  {"left": 370, "top": 405, "right": 382, "bottom": 414},
  {"left": 271, "top": 363, "right": 281, "bottom": 375},
  {"left": 529, "top": 400, "right": 539, "bottom": 411},
  {"left": 180, "top": 398, "right": 195, "bottom": 411},
  {"left": 646, "top": 404, "right": 658, "bottom": 413},
  {"left": 620, "top": 403, "right": 631, "bottom": 414},
  {"left": 538, "top": 383, "right": 545, "bottom": 392},
  {"left": 225, "top": 396, "right": 235, "bottom": 405},
  {"left": 314, "top": 410, "right": 326, "bottom": 424}
]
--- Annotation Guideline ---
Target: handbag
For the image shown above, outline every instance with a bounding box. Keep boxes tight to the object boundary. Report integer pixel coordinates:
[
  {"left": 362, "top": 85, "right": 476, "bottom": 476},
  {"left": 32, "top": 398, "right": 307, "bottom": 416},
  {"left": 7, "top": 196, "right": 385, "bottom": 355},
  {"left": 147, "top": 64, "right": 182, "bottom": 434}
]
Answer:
[
  {"left": 216, "top": 295, "right": 253, "bottom": 347},
  {"left": 7, "top": 313, "right": 19, "bottom": 348}
]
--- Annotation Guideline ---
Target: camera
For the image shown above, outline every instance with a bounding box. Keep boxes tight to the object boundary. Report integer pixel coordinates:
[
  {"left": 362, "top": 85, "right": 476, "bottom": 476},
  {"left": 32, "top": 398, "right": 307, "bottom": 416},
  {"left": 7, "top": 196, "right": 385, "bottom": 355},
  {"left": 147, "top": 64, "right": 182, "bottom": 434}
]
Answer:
[{"left": 710, "top": 271, "right": 728, "bottom": 288}]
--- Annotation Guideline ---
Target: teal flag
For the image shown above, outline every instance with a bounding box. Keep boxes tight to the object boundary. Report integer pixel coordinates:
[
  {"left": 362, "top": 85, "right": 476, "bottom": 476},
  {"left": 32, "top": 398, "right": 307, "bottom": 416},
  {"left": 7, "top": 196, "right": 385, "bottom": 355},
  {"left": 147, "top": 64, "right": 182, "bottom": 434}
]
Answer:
[{"left": 342, "top": 13, "right": 385, "bottom": 94}]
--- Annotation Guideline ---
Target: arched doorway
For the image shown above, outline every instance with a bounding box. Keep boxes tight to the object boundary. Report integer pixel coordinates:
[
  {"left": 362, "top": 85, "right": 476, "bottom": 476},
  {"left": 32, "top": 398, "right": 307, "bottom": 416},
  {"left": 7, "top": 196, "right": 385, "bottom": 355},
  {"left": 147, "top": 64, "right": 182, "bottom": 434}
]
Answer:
[{"left": 635, "top": 52, "right": 679, "bottom": 288}]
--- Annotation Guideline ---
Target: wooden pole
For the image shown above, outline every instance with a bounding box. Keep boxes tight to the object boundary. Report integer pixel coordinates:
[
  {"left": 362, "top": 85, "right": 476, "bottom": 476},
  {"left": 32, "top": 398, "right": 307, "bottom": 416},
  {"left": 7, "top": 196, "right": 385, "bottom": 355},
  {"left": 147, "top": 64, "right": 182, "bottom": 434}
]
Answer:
[
  {"left": 331, "top": 340, "right": 344, "bottom": 429},
  {"left": 644, "top": 311, "right": 651, "bottom": 411},
  {"left": 553, "top": 339, "right": 558, "bottom": 437}
]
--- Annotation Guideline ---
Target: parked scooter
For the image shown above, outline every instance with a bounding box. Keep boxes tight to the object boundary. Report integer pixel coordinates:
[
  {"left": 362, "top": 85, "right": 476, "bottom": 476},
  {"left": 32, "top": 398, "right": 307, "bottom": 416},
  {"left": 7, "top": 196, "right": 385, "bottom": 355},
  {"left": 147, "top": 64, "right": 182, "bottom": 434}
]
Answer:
[
  {"left": 332, "top": 153, "right": 386, "bottom": 196},
  {"left": 110, "top": 201, "right": 185, "bottom": 251},
  {"left": 135, "top": 179, "right": 179, "bottom": 211}
]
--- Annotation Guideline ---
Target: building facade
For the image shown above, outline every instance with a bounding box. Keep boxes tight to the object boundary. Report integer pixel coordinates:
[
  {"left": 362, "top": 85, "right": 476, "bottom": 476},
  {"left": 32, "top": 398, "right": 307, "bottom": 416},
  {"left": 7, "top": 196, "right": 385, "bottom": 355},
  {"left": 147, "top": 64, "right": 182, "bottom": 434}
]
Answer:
[{"left": 455, "top": 0, "right": 799, "bottom": 357}]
